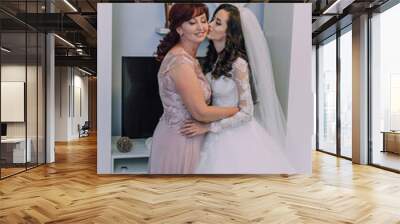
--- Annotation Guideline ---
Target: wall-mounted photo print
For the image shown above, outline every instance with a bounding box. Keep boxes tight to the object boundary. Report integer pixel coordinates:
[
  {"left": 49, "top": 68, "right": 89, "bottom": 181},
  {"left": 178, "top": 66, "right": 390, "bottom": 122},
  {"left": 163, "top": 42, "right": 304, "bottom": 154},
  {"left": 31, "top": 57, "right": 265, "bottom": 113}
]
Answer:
[{"left": 97, "top": 2, "right": 313, "bottom": 175}]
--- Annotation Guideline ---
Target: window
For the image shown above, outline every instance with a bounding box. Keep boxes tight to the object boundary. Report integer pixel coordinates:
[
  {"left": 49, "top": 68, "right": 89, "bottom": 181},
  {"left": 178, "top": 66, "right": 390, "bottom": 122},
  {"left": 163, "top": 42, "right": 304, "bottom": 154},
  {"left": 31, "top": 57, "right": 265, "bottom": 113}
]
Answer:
[
  {"left": 340, "top": 27, "right": 352, "bottom": 158},
  {"left": 318, "top": 35, "right": 337, "bottom": 155},
  {"left": 370, "top": 2, "right": 400, "bottom": 171}
]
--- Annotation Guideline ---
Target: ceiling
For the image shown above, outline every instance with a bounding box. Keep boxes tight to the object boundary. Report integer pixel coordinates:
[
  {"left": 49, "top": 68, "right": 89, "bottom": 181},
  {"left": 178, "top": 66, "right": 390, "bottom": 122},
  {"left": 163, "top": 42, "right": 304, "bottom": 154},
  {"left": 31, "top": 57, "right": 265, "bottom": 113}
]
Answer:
[{"left": 0, "top": 0, "right": 393, "bottom": 75}]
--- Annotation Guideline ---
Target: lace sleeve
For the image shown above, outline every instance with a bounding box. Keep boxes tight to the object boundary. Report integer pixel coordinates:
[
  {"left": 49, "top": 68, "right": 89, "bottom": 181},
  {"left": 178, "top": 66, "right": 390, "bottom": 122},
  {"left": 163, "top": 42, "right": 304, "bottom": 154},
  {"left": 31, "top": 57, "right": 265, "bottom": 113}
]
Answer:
[{"left": 209, "top": 58, "right": 254, "bottom": 133}]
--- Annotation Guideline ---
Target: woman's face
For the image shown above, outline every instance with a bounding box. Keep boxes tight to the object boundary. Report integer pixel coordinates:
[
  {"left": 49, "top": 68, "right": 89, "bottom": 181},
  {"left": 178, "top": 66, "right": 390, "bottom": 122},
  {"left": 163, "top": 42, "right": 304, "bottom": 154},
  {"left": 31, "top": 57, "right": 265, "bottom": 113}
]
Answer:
[
  {"left": 208, "top": 9, "right": 229, "bottom": 42},
  {"left": 177, "top": 13, "right": 209, "bottom": 44}
]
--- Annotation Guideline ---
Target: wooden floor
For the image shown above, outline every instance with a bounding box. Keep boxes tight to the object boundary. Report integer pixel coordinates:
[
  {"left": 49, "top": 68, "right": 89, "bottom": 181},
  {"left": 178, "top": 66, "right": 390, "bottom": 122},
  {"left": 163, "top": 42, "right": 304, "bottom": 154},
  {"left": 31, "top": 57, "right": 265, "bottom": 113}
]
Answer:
[
  {"left": 1, "top": 167, "right": 26, "bottom": 178},
  {"left": 373, "top": 150, "right": 400, "bottom": 171},
  {"left": 1, "top": 163, "right": 45, "bottom": 178},
  {"left": 1, "top": 135, "right": 400, "bottom": 223}
]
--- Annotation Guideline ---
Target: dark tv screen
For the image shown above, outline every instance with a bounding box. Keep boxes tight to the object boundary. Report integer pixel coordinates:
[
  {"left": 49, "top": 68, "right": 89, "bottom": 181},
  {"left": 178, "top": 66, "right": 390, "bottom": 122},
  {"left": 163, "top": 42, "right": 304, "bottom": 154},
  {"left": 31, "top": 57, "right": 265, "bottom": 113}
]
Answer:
[
  {"left": 122, "top": 57, "right": 163, "bottom": 138},
  {"left": 1, "top": 123, "right": 7, "bottom": 137}
]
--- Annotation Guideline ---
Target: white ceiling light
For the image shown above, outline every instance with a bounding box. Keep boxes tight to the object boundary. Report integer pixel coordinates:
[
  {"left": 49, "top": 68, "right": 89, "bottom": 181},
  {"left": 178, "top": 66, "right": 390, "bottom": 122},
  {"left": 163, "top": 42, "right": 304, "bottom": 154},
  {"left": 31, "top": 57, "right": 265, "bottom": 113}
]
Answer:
[
  {"left": 63, "top": 0, "right": 78, "bottom": 12},
  {"left": 1, "top": 47, "right": 11, "bottom": 53},
  {"left": 78, "top": 67, "right": 92, "bottom": 76},
  {"left": 54, "top": 34, "right": 75, "bottom": 48},
  {"left": 322, "top": 0, "right": 355, "bottom": 15}
]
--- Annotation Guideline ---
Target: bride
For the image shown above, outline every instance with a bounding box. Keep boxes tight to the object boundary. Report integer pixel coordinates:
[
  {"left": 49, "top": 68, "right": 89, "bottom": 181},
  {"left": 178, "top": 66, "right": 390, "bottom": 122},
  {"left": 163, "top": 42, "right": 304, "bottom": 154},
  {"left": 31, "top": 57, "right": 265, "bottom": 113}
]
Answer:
[{"left": 180, "top": 4, "right": 294, "bottom": 174}]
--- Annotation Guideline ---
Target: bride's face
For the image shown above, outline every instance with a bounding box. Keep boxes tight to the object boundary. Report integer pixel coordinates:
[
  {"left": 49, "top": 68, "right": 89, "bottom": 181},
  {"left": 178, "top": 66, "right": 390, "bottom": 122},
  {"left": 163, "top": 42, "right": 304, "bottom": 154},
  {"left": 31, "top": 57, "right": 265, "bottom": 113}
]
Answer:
[
  {"left": 176, "top": 13, "right": 209, "bottom": 44},
  {"left": 208, "top": 9, "right": 229, "bottom": 42}
]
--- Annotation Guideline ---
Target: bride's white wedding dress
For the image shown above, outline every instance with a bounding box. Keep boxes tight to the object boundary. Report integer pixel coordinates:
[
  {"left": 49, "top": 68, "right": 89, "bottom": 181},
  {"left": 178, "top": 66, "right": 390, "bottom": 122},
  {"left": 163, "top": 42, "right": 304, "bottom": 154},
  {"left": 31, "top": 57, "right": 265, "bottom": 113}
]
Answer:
[{"left": 196, "top": 57, "right": 294, "bottom": 174}]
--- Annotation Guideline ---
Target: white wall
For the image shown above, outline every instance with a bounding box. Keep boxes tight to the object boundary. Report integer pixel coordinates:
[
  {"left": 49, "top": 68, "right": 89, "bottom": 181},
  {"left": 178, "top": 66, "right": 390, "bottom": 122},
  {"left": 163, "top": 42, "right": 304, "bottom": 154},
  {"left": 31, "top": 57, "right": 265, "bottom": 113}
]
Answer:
[
  {"left": 1, "top": 63, "right": 47, "bottom": 163},
  {"left": 264, "top": 3, "right": 313, "bottom": 173},
  {"left": 1, "top": 65, "right": 27, "bottom": 140},
  {"left": 54, "top": 67, "right": 89, "bottom": 141},
  {"left": 71, "top": 73, "right": 89, "bottom": 138},
  {"left": 263, "top": 4, "right": 294, "bottom": 117},
  {"left": 55, "top": 67, "right": 69, "bottom": 141},
  {"left": 111, "top": 4, "right": 164, "bottom": 136},
  {"left": 1, "top": 82, "right": 24, "bottom": 122},
  {"left": 1, "top": 65, "right": 26, "bottom": 81},
  {"left": 1, "top": 65, "right": 36, "bottom": 138},
  {"left": 76, "top": 74, "right": 89, "bottom": 122}
]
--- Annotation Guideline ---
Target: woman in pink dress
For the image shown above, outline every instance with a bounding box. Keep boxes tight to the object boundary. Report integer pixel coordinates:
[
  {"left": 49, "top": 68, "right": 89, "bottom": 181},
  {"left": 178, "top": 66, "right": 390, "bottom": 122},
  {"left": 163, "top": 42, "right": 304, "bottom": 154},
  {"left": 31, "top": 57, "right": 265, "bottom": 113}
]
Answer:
[{"left": 149, "top": 3, "right": 239, "bottom": 174}]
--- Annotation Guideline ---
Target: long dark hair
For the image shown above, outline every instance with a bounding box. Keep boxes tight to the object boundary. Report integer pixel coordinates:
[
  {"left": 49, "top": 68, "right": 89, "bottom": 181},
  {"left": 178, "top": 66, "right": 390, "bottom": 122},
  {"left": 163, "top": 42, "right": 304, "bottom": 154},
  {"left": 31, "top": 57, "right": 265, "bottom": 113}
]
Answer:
[
  {"left": 203, "top": 4, "right": 258, "bottom": 103},
  {"left": 203, "top": 4, "right": 247, "bottom": 79},
  {"left": 156, "top": 3, "right": 209, "bottom": 62}
]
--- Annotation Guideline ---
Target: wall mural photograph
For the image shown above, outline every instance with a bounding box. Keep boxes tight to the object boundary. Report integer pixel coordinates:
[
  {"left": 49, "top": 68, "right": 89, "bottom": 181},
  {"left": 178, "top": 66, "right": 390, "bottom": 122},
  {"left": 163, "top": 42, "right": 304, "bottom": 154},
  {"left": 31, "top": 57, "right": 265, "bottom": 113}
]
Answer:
[{"left": 97, "top": 2, "right": 313, "bottom": 174}]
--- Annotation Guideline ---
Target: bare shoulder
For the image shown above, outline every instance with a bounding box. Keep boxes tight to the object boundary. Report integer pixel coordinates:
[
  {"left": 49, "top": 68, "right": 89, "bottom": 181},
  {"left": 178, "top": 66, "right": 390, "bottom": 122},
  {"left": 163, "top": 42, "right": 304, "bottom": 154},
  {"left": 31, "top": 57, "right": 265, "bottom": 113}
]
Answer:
[
  {"left": 169, "top": 47, "right": 192, "bottom": 59},
  {"left": 168, "top": 46, "right": 185, "bottom": 55}
]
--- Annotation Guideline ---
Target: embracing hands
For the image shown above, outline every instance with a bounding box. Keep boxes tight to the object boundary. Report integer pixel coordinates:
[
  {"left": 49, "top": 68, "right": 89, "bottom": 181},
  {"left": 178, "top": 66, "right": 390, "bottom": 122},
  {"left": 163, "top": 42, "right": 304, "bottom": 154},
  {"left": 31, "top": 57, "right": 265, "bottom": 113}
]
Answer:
[{"left": 180, "top": 120, "right": 210, "bottom": 137}]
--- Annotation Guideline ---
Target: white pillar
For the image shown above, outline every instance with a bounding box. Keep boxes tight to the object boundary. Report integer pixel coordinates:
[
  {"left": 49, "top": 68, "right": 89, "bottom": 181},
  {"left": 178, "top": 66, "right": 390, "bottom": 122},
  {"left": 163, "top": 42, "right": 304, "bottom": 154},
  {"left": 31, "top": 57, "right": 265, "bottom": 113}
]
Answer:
[
  {"left": 97, "top": 4, "right": 113, "bottom": 174},
  {"left": 46, "top": 33, "right": 55, "bottom": 163},
  {"left": 352, "top": 14, "right": 369, "bottom": 164}
]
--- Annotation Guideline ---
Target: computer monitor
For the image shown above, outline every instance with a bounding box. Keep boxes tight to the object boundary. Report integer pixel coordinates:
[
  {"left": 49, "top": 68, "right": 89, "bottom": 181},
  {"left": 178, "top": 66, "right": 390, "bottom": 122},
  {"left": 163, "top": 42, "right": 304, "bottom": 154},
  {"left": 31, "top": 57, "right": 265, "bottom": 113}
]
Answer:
[{"left": 1, "top": 123, "right": 7, "bottom": 137}]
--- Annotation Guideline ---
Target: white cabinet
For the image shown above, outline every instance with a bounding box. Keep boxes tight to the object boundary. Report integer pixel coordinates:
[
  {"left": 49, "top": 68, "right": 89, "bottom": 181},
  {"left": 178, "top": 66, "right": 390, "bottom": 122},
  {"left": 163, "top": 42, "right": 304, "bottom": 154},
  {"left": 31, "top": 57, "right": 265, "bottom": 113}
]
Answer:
[{"left": 111, "top": 137, "right": 151, "bottom": 174}]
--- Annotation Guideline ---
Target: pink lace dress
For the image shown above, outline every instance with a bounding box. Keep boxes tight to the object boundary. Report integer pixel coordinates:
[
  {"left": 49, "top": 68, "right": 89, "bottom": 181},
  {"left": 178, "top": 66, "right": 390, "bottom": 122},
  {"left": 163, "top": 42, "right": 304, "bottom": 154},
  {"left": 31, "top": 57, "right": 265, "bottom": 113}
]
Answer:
[{"left": 149, "top": 49, "right": 211, "bottom": 174}]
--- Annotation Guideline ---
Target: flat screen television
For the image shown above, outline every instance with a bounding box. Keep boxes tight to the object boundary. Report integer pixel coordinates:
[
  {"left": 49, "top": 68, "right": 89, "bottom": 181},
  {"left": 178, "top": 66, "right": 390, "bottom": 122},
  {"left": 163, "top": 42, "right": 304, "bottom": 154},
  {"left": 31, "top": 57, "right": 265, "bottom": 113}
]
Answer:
[
  {"left": 122, "top": 57, "right": 163, "bottom": 138},
  {"left": 1, "top": 123, "right": 7, "bottom": 137}
]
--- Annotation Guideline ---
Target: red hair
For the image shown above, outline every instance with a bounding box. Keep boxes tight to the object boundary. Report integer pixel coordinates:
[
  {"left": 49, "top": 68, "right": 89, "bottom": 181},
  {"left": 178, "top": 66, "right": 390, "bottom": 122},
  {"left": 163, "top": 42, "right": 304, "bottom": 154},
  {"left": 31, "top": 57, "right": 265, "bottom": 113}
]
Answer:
[{"left": 156, "top": 3, "right": 209, "bottom": 61}]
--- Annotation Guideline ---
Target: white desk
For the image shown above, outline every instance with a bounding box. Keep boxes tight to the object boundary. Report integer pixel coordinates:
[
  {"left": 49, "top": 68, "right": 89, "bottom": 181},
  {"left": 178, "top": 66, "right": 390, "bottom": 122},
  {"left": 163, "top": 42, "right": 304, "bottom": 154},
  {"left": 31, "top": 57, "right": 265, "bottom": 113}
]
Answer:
[{"left": 1, "top": 138, "right": 31, "bottom": 163}]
